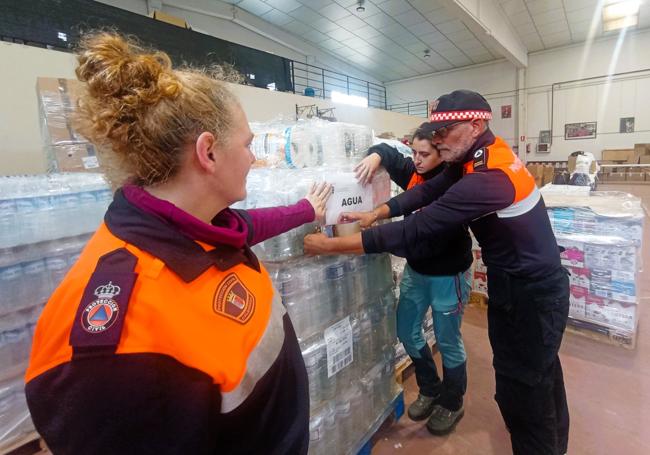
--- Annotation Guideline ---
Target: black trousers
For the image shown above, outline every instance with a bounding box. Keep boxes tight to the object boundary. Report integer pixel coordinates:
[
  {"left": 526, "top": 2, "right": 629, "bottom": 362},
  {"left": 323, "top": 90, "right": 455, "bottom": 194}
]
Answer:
[{"left": 487, "top": 267, "right": 570, "bottom": 455}]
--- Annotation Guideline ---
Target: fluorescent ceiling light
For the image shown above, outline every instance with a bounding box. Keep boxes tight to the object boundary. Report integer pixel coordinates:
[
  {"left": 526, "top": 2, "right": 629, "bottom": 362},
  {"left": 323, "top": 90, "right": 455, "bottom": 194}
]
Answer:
[
  {"left": 603, "top": 14, "right": 639, "bottom": 31},
  {"left": 331, "top": 91, "right": 368, "bottom": 108},
  {"left": 603, "top": 1, "right": 641, "bottom": 21}
]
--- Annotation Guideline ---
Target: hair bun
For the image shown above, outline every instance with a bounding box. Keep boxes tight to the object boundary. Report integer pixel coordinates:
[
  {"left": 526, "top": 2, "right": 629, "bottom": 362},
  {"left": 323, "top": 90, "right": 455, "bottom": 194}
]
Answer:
[{"left": 76, "top": 33, "right": 180, "bottom": 106}]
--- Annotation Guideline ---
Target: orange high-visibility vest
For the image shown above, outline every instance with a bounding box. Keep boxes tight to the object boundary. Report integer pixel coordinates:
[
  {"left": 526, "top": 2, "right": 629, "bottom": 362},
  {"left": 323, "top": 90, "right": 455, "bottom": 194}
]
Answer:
[
  {"left": 26, "top": 223, "right": 277, "bottom": 394},
  {"left": 406, "top": 172, "right": 426, "bottom": 190},
  {"left": 463, "top": 136, "right": 539, "bottom": 216}
]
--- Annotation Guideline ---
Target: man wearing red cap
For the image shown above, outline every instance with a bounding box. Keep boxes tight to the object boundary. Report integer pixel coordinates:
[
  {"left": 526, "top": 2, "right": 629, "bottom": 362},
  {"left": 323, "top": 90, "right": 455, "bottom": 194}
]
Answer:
[{"left": 305, "top": 89, "right": 570, "bottom": 455}]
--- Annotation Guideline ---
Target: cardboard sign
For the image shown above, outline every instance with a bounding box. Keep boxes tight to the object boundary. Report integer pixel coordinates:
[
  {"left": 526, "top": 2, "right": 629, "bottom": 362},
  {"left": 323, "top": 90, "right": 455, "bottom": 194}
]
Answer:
[{"left": 324, "top": 172, "right": 373, "bottom": 225}]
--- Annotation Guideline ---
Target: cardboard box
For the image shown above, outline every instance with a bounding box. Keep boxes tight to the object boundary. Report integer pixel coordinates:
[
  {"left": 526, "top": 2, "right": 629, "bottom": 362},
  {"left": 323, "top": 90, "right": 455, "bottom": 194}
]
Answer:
[
  {"left": 585, "top": 295, "right": 637, "bottom": 331},
  {"left": 602, "top": 149, "right": 635, "bottom": 163},
  {"left": 151, "top": 10, "right": 190, "bottom": 28},
  {"left": 51, "top": 144, "right": 101, "bottom": 173},
  {"left": 627, "top": 172, "right": 646, "bottom": 182},
  {"left": 37, "top": 77, "right": 83, "bottom": 146},
  {"left": 559, "top": 240, "right": 585, "bottom": 267},
  {"left": 37, "top": 77, "right": 103, "bottom": 173},
  {"left": 640, "top": 156, "right": 650, "bottom": 164},
  {"left": 634, "top": 143, "right": 650, "bottom": 158},
  {"left": 598, "top": 160, "right": 614, "bottom": 173},
  {"left": 569, "top": 285, "right": 588, "bottom": 319},
  {"left": 542, "top": 165, "right": 555, "bottom": 185}
]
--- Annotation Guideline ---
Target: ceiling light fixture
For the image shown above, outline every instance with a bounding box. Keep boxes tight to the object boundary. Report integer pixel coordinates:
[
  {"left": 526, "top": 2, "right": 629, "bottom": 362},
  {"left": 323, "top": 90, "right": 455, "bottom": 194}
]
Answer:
[
  {"left": 602, "top": 0, "right": 641, "bottom": 32},
  {"left": 424, "top": 49, "right": 431, "bottom": 58},
  {"left": 356, "top": 1, "right": 365, "bottom": 13}
]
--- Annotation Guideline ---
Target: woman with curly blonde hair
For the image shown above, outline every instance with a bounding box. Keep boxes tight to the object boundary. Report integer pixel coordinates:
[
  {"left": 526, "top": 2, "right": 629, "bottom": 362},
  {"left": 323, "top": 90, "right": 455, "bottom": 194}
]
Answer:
[{"left": 25, "top": 33, "right": 329, "bottom": 454}]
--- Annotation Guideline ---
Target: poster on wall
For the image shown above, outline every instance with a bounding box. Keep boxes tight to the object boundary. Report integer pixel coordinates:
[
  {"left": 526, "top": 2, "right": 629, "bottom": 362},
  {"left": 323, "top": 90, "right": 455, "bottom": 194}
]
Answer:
[
  {"left": 501, "top": 105, "right": 512, "bottom": 118},
  {"left": 619, "top": 117, "right": 635, "bottom": 133},
  {"left": 565, "top": 122, "right": 597, "bottom": 140},
  {"left": 539, "top": 130, "right": 551, "bottom": 144}
]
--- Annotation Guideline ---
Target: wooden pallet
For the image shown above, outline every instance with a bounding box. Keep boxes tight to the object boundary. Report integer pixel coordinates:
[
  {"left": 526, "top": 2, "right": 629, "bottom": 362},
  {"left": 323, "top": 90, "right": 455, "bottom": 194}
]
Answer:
[
  {"left": 394, "top": 357, "right": 412, "bottom": 386},
  {"left": 3, "top": 431, "right": 45, "bottom": 455},
  {"left": 469, "top": 291, "right": 488, "bottom": 310},
  {"left": 565, "top": 321, "right": 637, "bottom": 350},
  {"left": 394, "top": 341, "right": 437, "bottom": 385}
]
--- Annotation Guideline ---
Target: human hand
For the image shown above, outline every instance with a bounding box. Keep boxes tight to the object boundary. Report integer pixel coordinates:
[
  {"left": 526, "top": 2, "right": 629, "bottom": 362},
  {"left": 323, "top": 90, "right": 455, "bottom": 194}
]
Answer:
[
  {"left": 304, "top": 233, "right": 334, "bottom": 255},
  {"left": 305, "top": 182, "right": 332, "bottom": 224},
  {"left": 339, "top": 210, "right": 377, "bottom": 228},
  {"left": 354, "top": 153, "right": 382, "bottom": 186}
]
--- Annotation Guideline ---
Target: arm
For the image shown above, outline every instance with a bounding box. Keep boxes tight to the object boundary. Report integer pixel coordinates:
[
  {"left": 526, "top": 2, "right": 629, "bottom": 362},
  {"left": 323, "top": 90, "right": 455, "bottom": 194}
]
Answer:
[
  {"left": 245, "top": 199, "right": 315, "bottom": 246},
  {"left": 308, "top": 170, "right": 514, "bottom": 256},
  {"left": 303, "top": 232, "right": 365, "bottom": 255},
  {"left": 245, "top": 182, "right": 331, "bottom": 246},
  {"left": 343, "top": 165, "right": 460, "bottom": 227},
  {"left": 360, "top": 144, "right": 416, "bottom": 189},
  {"left": 363, "top": 170, "right": 515, "bottom": 256},
  {"left": 385, "top": 164, "right": 462, "bottom": 217}
]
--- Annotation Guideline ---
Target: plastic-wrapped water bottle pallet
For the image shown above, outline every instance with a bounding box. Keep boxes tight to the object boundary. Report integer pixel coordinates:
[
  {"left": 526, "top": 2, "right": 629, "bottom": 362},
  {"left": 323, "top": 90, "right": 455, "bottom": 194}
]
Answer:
[
  {"left": 349, "top": 391, "right": 404, "bottom": 455},
  {"left": 565, "top": 317, "right": 637, "bottom": 350}
]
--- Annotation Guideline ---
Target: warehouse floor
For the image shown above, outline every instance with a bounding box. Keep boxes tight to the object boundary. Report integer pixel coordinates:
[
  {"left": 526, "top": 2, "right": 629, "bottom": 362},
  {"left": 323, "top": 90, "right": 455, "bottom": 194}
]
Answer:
[{"left": 373, "top": 184, "right": 650, "bottom": 455}]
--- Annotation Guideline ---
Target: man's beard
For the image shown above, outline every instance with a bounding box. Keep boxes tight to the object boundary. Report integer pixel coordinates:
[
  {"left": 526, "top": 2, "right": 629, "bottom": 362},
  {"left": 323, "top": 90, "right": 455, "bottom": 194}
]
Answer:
[{"left": 437, "top": 134, "right": 476, "bottom": 163}]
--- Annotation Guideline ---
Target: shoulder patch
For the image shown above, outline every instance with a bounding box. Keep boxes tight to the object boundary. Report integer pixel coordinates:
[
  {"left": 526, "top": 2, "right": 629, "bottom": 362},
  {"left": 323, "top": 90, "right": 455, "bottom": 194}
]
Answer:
[
  {"left": 473, "top": 148, "right": 488, "bottom": 170},
  {"left": 213, "top": 273, "right": 256, "bottom": 324},
  {"left": 69, "top": 248, "right": 138, "bottom": 353}
]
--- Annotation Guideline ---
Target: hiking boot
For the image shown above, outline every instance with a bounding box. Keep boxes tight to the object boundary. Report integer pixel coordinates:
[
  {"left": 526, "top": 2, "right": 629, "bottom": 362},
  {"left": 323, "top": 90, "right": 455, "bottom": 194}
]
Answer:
[
  {"left": 425, "top": 404, "right": 464, "bottom": 435},
  {"left": 407, "top": 394, "right": 438, "bottom": 421}
]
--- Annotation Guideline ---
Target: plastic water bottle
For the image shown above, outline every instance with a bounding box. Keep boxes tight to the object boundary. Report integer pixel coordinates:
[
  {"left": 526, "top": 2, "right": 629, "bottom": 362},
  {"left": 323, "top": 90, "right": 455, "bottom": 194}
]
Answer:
[
  {"left": 308, "top": 408, "right": 327, "bottom": 455},
  {"left": 335, "top": 394, "right": 353, "bottom": 453},
  {"left": 22, "top": 259, "right": 49, "bottom": 308},
  {"left": 358, "top": 310, "right": 374, "bottom": 372},
  {"left": 345, "top": 256, "right": 367, "bottom": 310},
  {"left": 46, "top": 255, "right": 69, "bottom": 290},
  {"left": 302, "top": 339, "right": 326, "bottom": 409},
  {"left": 322, "top": 403, "right": 339, "bottom": 455},
  {"left": 324, "top": 257, "right": 348, "bottom": 321},
  {"left": 0, "top": 265, "right": 23, "bottom": 315},
  {"left": 0, "top": 199, "right": 18, "bottom": 249}
]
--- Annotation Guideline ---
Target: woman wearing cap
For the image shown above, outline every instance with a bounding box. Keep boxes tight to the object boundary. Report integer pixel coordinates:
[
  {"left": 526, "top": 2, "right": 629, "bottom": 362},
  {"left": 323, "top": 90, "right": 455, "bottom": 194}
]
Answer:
[
  {"left": 25, "top": 33, "right": 330, "bottom": 454},
  {"left": 355, "top": 124, "right": 472, "bottom": 435},
  {"left": 306, "top": 89, "right": 570, "bottom": 455}
]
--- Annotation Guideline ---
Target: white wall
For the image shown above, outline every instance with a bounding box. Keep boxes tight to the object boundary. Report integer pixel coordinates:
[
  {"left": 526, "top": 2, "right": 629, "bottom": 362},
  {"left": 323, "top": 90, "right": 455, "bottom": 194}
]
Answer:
[
  {"left": 0, "top": 43, "right": 77, "bottom": 175},
  {"left": 387, "top": 28, "right": 650, "bottom": 161},
  {"left": 0, "top": 42, "right": 421, "bottom": 176},
  {"left": 385, "top": 60, "right": 519, "bottom": 146}
]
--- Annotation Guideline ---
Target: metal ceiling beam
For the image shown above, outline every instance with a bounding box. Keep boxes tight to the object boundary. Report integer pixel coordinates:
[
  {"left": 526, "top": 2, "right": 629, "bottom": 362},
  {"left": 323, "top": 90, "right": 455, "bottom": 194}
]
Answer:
[{"left": 437, "top": 0, "right": 528, "bottom": 68}]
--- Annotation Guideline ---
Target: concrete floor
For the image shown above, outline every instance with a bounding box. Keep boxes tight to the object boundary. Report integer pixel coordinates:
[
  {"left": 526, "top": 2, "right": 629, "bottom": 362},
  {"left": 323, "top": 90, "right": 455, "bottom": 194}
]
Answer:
[{"left": 373, "top": 184, "right": 650, "bottom": 455}]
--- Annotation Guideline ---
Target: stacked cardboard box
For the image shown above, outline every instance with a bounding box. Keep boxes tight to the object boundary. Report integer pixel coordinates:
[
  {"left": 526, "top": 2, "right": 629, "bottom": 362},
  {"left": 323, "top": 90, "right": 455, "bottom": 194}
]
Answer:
[
  {"left": 468, "top": 186, "right": 645, "bottom": 347},
  {"left": 600, "top": 145, "right": 650, "bottom": 183},
  {"left": 543, "top": 187, "right": 645, "bottom": 344},
  {"left": 526, "top": 163, "right": 555, "bottom": 187},
  {"left": 471, "top": 248, "right": 488, "bottom": 296},
  {"left": 37, "top": 78, "right": 102, "bottom": 173}
]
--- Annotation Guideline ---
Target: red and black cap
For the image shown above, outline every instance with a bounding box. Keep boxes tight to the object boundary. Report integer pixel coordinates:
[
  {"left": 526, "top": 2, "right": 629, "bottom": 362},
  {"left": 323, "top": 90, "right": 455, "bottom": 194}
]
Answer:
[{"left": 428, "top": 89, "right": 492, "bottom": 130}]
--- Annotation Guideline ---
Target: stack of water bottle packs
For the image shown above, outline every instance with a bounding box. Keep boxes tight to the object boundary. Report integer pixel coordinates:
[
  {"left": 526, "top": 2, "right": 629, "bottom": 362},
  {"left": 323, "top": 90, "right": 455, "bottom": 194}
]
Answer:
[
  {"left": 542, "top": 187, "right": 645, "bottom": 341},
  {"left": 249, "top": 118, "right": 373, "bottom": 169},
  {"left": 0, "top": 173, "right": 111, "bottom": 451},
  {"left": 237, "top": 119, "right": 401, "bottom": 454}
]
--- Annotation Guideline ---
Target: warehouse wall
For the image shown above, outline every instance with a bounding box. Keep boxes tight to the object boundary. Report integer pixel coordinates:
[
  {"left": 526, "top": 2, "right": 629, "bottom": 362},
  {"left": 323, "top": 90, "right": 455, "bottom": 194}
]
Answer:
[
  {"left": 0, "top": 42, "right": 422, "bottom": 176},
  {"left": 97, "top": 0, "right": 381, "bottom": 84},
  {"left": 387, "top": 28, "right": 650, "bottom": 161}
]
